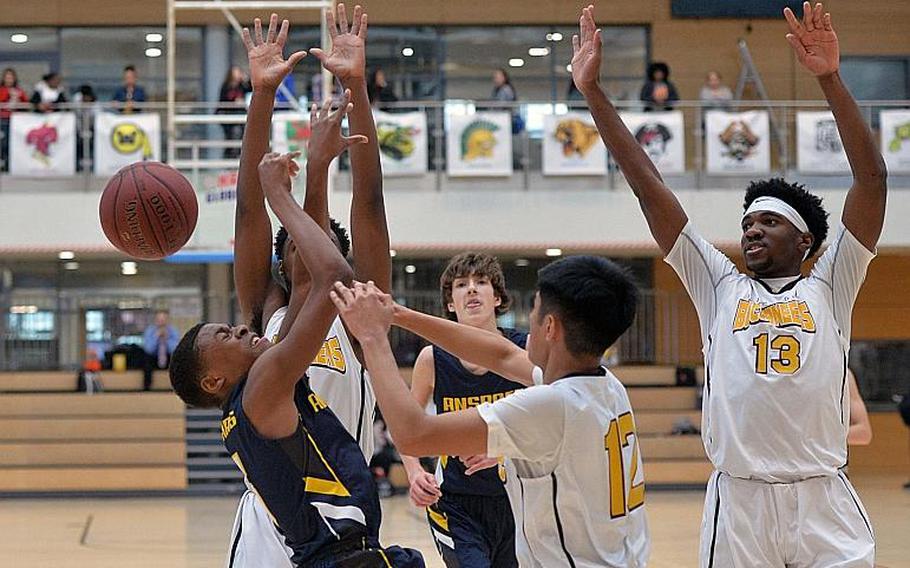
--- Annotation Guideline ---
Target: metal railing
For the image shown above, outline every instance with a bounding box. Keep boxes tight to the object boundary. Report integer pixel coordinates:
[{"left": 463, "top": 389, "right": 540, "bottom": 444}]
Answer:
[{"left": 1, "top": 99, "right": 907, "bottom": 192}]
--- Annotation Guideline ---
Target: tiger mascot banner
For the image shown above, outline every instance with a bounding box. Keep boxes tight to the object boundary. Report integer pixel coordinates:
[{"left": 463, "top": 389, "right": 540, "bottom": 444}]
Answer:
[
  {"left": 374, "top": 110, "right": 428, "bottom": 176},
  {"left": 542, "top": 112, "right": 607, "bottom": 176}
]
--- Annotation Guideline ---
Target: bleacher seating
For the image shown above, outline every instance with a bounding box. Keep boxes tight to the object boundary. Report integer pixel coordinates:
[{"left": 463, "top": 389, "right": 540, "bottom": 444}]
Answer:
[{"left": 0, "top": 370, "right": 171, "bottom": 392}]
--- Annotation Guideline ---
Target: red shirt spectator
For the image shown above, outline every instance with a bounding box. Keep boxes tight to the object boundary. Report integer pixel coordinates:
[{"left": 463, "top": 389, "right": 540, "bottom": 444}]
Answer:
[{"left": 0, "top": 68, "right": 29, "bottom": 120}]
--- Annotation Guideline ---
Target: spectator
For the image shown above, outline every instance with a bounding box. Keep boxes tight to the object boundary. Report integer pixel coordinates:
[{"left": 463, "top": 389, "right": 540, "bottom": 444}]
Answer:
[
  {"left": 218, "top": 65, "right": 251, "bottom": 159},
  {"left": 113, "top": 65, "right": 146, "bottom": 114},
  {"left": 0, "top": 68, "right": 29, "bottom": 171},
  {"left": 31, "top": 72, "right": 67, "bottom": 113},
  {"left": 142, "top": 310, "right": 179, "bottom": 391},
  {"left": 699, "top": 70, "right": 734, "bottom": 111},
  {"left": 640, "top": 62, "right": 679, "bottom": 111},
  {"left": 367, "top": 68, "right": 398, "bottom": 107},
  {"left": 73, "top": 85, "right": 98, "bottom": 172},
  {"left": 491, "top": 68, "right": 523, "bottom": 133}
]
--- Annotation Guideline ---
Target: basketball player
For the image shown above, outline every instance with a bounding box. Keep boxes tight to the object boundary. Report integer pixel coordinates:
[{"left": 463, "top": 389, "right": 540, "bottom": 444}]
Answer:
[
  {"left": 169, "top": 149, "right": 423, "bottom": 568},
  {"left": 228, "top": 7, "right": 390, "bottom": 566},
  {"left": 572, "top": 3, "right": 885, "bottom": 565},
  {"left": 330, "top": 256, "right": 650, "bottom": 567},
  {"left": 401, "top": 252, "right": 526, "bottom": 567}
]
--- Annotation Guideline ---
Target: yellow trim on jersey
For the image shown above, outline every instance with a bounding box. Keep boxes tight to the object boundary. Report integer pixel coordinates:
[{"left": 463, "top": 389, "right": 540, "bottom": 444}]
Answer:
[
  {"left": 302, "top": 431, "right": 351, "bottom": 497},
  {"left": 231, "top": 452, "right": 281, "bottom": 526},
  {"left": 426, "top": 506, "right": 449, "bottom": 531},
  {"left": 378, "top": 549, "right": 392, "bottom": 567}
]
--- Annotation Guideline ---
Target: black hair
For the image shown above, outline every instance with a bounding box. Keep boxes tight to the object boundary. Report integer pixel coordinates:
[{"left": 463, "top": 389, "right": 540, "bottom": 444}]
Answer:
[
  {"left": 743, "top": 178, "right": 829, "bottom": 258},
  {"left": 274, "top": 218, "right": 351, "bottom": 263},
  {"left": 124, "top": 65, "right": 136, "bottom": 73},
  {"left": 647, "top": 62, "right": 670, "bottom": 81},
  {"left": 169, "top": 323, "right": 220, "bottom": 408},
  {"left": 536, "top": 256, "right": 639, "bottom": 358}
]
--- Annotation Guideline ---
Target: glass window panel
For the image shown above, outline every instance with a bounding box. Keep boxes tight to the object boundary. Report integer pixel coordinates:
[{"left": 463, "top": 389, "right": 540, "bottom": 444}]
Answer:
[
  {"left": 0, "top": 28, "right": 58, "bottom": 53},
  {"left": 60, "top": 27, "right": 203, "bottom": 101},
  {"left": 840, "top": 57, "right": 908, "bottom": 100}
]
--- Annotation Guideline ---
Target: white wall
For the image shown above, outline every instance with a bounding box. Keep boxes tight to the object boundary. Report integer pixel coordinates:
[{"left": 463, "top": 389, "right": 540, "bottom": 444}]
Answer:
[{"left": 1, "top": 185, "right": 906, "bottom": 256}]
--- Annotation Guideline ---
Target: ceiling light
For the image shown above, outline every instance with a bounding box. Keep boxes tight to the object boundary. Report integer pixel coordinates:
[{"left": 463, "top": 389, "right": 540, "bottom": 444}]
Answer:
[
  {"left": 545, "top": 248, "right": 563, "bottom": 257},
  {"left": 58, "top": 250, "right": 75, "bottom": 260},
  {"left": 528, "top": 47, "right": 550, "bottom": 57},
  {"left": 121, "top": 261, "right": 138, "bottom": 275},
  {"left": 508, "top": 58, "right": 525, "bottom": 68},
  {"left": 401, "top": 47, "right": 414, "bottom": 57},
  {"left": 145, "top": 33, "right": 164, "bottom": 43},
  {"left": 404, "top": 264, "right": 417, "bottom": 274},
  {"left": 514, "top": 258, "right": 530, "bottom": 267},
  {"left": 64, "top": 262, "right": 80, "bottom": 270},
  {"left": 389, "top": 249, "right": 397, "bottom": 257},
  {"left": 10, "top": 34, "right": 28, "bottom": 44},
  {"left": 10, "top": 305, "right": 38, "bottom": 314},
  {"left": 566, "top": 64, "right": 573, "bottom": 73},
  {"left": 145, "top": 47, "right": 162, "bottom": 58},
  {"left": 548, "top": 32, "right": 563, "bottom": 42}
]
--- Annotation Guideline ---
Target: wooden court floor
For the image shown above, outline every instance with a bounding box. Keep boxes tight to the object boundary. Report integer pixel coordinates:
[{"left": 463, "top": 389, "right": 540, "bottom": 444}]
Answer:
[{"left": 0, "top": 474, "right": 907, "bottom": 567}]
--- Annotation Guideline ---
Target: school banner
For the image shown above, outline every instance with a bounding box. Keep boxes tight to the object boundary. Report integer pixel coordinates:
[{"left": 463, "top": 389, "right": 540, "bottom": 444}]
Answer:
[
  {"left": 880, "top": 109, "right": 910, "bottom": 174},
  {"left": 374, "top": 110, "right": 428, "bottom": 176},
  {"left": 542, "top": 112, "right": 606, "bottom": 176},
  {"left": 796, "top": 111, "right": 849, "bottom": 174},
  {"left": 620, "top": 111, "right": 686, "bottom": 174},
  {"left": 271, "top": 111, "right": 310, "bottom": 158},
  {"left": 9, "top": 112, "right": 76, "bottom": 176},
  {"left": 705, "top": 110, "right": 770, "bottom": 174},
  {"left": 446, "top": 112, "right": 512, "bottom": 177},
  {"left": 94, "top": 112, "right": 161, "bottom": 176}
]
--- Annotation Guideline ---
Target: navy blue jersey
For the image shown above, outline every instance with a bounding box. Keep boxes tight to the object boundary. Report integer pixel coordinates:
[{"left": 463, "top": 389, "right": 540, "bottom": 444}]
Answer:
[
  {"left": 432, "top": 328, "right": 527, "bottom": 497},
  {"left": 222, "top": 378, "right": 382, "bottom": 566}
]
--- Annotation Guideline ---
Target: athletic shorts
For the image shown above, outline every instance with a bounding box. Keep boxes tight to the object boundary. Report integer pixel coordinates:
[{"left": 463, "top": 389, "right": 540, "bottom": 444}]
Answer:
[
  {"left": 700, "top": 470, "right": 875, "bottom": 567},
  {"left": 425, "top": 493, "right": 518, "bottom": 568}
]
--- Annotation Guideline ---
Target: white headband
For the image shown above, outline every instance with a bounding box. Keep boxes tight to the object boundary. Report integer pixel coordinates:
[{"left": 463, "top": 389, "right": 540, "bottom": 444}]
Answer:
[{"left": 742, "top": 196, "right": 809, "bottom": 234}]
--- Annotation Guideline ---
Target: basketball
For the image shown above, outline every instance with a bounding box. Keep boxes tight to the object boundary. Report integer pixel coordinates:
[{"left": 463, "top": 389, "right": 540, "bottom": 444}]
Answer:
[{"left": 99, "top": 161, "right": 198, "bottom": 260}]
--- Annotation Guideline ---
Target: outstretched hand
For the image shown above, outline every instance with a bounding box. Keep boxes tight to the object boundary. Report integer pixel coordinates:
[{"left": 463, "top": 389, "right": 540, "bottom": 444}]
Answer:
[
  {"left": 258, "top": 151, "right": 300, "bottom": 195},
  {"left": 330, "top": 280, "right": 393, "bottom": 342},
  {"left": 570, "top": 4, "right": 603, "bottom": 94},
  {"left": 242, "top": 13, "right": 308, "bottom": 91},
  {"left": 310, "top": 3, "right": 367, "bottom": 83},
  {"left": 307, "top": 89, "right": 369, "bottom": 168},
  {"left": 784, "top": 2, "right": 839, "bottom": 77}
]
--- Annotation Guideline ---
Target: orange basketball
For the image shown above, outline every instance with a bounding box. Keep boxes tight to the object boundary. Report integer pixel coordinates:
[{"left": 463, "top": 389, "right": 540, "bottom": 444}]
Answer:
[{"left": 99, "top": 162, "right": 198, "bottom": 260}]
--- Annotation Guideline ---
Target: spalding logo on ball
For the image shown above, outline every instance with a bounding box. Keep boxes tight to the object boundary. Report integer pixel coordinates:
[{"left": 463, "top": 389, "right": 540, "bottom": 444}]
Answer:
[{"left": 99, "top": 162, "right": 199, "bottom": 260}]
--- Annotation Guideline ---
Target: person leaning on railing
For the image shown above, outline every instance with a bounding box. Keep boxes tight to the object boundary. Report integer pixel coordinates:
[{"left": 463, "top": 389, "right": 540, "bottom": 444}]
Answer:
[{"left": 0, "top": 67, "right": 29, "bottom": 171}]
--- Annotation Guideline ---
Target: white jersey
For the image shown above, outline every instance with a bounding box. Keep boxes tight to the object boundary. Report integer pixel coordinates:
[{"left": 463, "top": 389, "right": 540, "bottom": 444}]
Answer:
[
  {"left": 264, "top": 307, "right": 375, "bottom": 460},
  {"left": 666, "top": 223, "right": 874, "bottom": 482},
  {"left": 476, "top": 368, "right": 650, "bottom": 568}
]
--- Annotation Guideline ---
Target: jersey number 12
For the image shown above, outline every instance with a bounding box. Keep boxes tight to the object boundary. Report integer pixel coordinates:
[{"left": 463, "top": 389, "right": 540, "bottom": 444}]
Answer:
[{"left": 604, "top": 412, "right": 645, "bottom": 518}]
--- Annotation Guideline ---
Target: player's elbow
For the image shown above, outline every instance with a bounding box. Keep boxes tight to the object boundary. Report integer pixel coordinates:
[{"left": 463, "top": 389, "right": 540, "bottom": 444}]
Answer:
[
  {"left": 390, "top": 419, "right": 435, "bottom": 457},
  {"left": 861, "top": 158, "right": 888, "bottom": 191},
  {"left": 848, "top": 425, "right": 873, "bottom": 446}
]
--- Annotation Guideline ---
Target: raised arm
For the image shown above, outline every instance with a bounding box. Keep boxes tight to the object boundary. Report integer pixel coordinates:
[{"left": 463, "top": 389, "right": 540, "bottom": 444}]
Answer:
[
  {"left": 234, "top": 15, "right": 307, "bottom": 329},
  {"left": 401, "top": 346, "right": 442, "bottom": 507},
  {"left": 784, "top": 3, "right": 887, "bottom": 251},
  {"left": 330, "top": 282, "right": 488, "bottom": 457},
  {"left": 392, "top": 305, "right": 535, "bottom": 387},
  {"left": 573, "top": 5, "right": 687, "bottom": 254},
  {"left": 243, "top": 152, "right": 354, "bottom": 439},
  {"left": 311, "top": 4, "right": 391, "bottom": 291}
]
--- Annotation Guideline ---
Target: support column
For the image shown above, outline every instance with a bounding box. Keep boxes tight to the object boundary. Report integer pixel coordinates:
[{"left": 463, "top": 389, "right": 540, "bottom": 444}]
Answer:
[
  {"left": 205, "top": 263, "right": 232, "bottom": 324},
  {"left": 204, "top": 25, "right": 231, "bottom": 160}
]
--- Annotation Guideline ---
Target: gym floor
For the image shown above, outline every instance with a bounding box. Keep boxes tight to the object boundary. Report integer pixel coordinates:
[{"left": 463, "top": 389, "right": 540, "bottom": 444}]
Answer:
[{"left": 1, "top": 474, "right": 907, "bottom": 567}]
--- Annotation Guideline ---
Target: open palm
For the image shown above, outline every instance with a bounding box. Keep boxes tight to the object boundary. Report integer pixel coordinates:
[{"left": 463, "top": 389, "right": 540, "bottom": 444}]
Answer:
[
  {"left": 311, "top": 3, "right": 367, "bottom": 83},
  {"left": 571, "top": 5, "right": 603, "bottom": 92},
  {"left": 784, "top": 2, "right": 839, "bottom": 77},
  {"left": 242, "top": 14, "right": 307, "bottom": 91}
]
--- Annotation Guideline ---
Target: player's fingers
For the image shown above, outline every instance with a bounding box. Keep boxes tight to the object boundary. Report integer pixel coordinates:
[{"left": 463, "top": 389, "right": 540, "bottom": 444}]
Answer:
[
  {"left": 319, "top": 96, "right": 332, "bottom": 119},
  {"left": 310, "top": 103, "right": 318, "bottom": 124},
  {"left": 343, "top": 135, "right": 368, "bottom": 147},
  {"left": 325, "top": 8, "right": 338, "bottom": 39},
  {"left": 241, "top": 27, "right": 254, "bottom": 51},
  {"left": 254, "top": 17, "right": 264, "bottom": 45},
  {"left": 333, "top": 281, "right": 355, "bottom": 303},
  {"left": 329, "top": 290, "right": 346, "bottom": 311},
  {"left": 351, "top": 5, "right": 362, "bottom": 36},
  {"left": 309, "top": 47, "right": 327, "bottom": 64},
  {"left": 288, "top": 51, "right": 307, "bottom": 69},
  {"left": 823, "top": 12, "right": 833, "bottom": 31},
  {"left": 786, "top": 33, "right": 808, "bottom": 59},
  {"left": 337, "top": 2, "right": 349, "bottom": 34},
  {"left": 802, "top": 2, "right": 814, "bottom": 32},
  {"left": 359, "top": 14, "right": 368, "bottom": 40},
  {"left": 594, "top": 28, "right": 603, "bottom": 49},
  {"left": 813, "top": 2, "right": 824, "bottom": 31},
  {"left": 572, "top": 33, "right": 580, "bottom": 54},
  {"left": 266, "top": 13, "right": 278, "bottom": 43},
  {"left": 276, "top": 18, "right": 290, "bottom": 48},
  {"left": 783, "top": 7, "right": 802, "bottom": 35}
]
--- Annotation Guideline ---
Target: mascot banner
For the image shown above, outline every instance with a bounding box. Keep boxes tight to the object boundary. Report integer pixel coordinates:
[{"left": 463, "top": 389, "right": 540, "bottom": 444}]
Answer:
[
  {"left": 705, "top": 110, "right": 770, "bottom": 174},
  {"left": 374, "top": 110, "right": 428, "bottom": 176},
  {"left": 796, "top": 111, "right": 849, "bottom": 174},
  {"left": 446, "top": 111, "right": 512, "bottom": 177},
  {"left": 880, "top": 109, "right": 910, "bottom": 174},
  {"left": 542, "top": 112, "right": 606, "bottom": 176},
  {"left": 620, "top": 111, "right": 686, "bottom": 174},
  {"left": 9, "top": 112, "right": 76, "bottom": 176},
  {"left": 94, "top": 112, "right": 161, "bottom": 176},
  {"left": 271, "top": 111, "right": 311, "bottom": 158}
]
